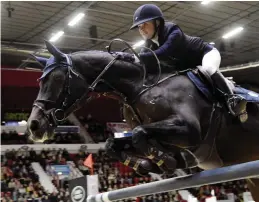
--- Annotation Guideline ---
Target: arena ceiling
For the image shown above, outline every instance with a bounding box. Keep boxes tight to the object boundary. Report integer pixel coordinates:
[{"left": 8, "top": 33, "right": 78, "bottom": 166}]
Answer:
[{"left": 1, "top": 1, "right": 259, "bottom": 68}]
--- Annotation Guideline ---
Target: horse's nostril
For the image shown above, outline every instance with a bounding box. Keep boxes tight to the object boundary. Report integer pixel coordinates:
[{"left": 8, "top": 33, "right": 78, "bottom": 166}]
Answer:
[{"left": 30, "top": 120, "right": 40, "bottom": 131}]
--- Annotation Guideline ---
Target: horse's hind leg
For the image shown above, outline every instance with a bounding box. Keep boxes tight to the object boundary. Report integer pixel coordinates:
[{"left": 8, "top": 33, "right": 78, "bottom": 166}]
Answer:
[
  {"left": 105, "top": 137, "right": 163, "bottom": 175},
  {"left": 247, "top": 178, "right": 259, "bottom": 201}
]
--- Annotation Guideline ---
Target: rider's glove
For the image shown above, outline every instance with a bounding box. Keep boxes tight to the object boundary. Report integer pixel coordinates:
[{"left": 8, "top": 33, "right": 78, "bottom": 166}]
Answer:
[{"left": 114, "top": 52, "right": 136, "bottom": 63}]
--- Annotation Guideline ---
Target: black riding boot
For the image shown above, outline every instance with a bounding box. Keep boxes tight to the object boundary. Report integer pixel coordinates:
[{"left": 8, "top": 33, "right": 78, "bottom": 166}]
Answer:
[
  {"left": 211, "top": 71, "right": 233, "bottom": 94},
  {"left": 211, "top": 71, "right": 247, "bottom": 121}
]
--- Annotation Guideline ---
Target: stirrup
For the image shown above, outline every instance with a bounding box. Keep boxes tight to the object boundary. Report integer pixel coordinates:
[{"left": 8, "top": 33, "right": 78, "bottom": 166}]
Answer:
[
  {"left": 226, "top": 96, "right": 248, "bottom": 122},
  {"left": 226, "top": 95, "right": 239, "bottom": 116}
]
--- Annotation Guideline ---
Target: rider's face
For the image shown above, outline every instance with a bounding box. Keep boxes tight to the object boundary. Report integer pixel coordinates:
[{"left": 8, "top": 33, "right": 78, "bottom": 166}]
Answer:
[{"left": 138, "top": 21, "right": 155, "bottom": 40}]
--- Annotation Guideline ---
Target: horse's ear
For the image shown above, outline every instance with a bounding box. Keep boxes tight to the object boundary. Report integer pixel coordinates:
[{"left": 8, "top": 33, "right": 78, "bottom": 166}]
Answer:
[
  {"left": 30, "top": 54, "right": 48, "bottom": 69},
  {"left": 44, "top": 40, "right": 65, "bottom": 61}
]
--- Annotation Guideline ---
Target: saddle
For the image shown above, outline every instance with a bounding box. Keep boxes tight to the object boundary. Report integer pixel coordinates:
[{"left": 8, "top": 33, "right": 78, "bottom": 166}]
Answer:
[
  {"left": 190, "top": 67, "right": 248, "bottom": 122},
  {"left": 193, "top": 66, "right": 233, "bottom": 102}
]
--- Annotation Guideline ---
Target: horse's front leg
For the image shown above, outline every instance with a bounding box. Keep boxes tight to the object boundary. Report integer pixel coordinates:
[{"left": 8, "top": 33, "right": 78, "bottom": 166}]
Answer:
[
  {"left": 105, "top": 137, "right": 163, "bottom": 175},
  {"left": 132, "top": 115, "right": 201, "bottom": 173}
]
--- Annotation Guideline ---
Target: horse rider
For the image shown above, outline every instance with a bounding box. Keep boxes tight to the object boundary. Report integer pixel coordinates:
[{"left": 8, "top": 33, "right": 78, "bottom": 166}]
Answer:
[{"left": 117, "top": 4, "right": 246, "bottom": 117}]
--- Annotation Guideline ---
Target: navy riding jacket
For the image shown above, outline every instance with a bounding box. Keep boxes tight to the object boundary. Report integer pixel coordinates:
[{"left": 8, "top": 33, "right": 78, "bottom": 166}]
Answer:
[{"left": 139, "top": 22, "right": 213, "bottom": 69}]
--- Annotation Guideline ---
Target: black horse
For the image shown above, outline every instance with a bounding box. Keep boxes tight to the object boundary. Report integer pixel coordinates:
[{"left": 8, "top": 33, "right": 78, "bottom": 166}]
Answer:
[{"left": 27, "top": 41, "right": 259, "bottom": 199}]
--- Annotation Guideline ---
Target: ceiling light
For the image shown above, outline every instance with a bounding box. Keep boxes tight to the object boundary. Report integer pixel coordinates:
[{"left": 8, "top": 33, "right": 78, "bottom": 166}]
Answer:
[
  {"left": 68, "top": 13, "right": 85, "bottom": 27},
  {"left": 209, "top": 42, "right": 215, "bottom": 45},
  {"left": 133, "top": 40, "right": 145, "bottom": 49},
  {"left": 222, "top": 27, "right": 244, "bottom": 39},
  {"left": 49, "top": 31, "right": 64, "bottom": 42},
  {"left": 201, "top": 0, "right": 211, "bottom": 5}
]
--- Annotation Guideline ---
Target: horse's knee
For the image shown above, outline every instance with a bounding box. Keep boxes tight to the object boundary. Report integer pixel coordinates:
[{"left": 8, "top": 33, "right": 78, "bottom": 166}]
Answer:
[{"left": 132, "top": 126, "right": 148, "bottom": 150}]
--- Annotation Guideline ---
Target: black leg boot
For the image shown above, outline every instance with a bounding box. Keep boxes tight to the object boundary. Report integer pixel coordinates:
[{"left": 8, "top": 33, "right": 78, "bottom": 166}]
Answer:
[
  {"left": 105, "top": 138, "right": 162, "bottom": 175},
  {"left": 211, "top": 71, "right": 247, "bottom": 122},
  {"left": 132, "top": 134, "right": 177, "bottom": 174},
  {"left": 145, "top": 146, "right": 177, "bottom": 174},
  {"left": 211, "top": 71, "right": 234, "bottom": 96},
  {"left": 121, "top": 152, "right": 163, "bottom": 175}
]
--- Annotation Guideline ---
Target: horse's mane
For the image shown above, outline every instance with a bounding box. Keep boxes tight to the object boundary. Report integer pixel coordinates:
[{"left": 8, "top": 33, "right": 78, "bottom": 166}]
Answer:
[
  {"left": 71, "top": 50, "right": 178, "bottom": 75},
  {"left": 71, "top": 50, "right": 143, "bottom": 75}
]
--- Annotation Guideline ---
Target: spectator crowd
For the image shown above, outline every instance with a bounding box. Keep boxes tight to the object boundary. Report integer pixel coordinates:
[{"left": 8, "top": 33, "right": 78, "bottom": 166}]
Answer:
[
  {"left": 1, "top": 145, "right": 251, "bottom": 202},
  {"left": 0, "top": 117, "right": 252, "bottom": 202}
]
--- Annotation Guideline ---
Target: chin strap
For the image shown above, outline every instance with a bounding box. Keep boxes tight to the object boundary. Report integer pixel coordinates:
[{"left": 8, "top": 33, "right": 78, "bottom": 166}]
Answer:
[{"left": 151, "top": 20, "right": 160, "bottom": 40}]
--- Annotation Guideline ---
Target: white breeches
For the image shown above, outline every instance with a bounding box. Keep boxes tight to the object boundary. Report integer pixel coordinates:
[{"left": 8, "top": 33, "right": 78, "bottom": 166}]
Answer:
[{"left": 201, "top": 48, "right": 221, "bottom": 76}]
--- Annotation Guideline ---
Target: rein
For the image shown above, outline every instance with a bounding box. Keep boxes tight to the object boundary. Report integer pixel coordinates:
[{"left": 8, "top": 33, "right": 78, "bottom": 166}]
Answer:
[
  {"left": 32, "top": 39, "right": 197, "bottom": 131},
  {"left": 107, "top": 38, "right": 162, "bottom": 88}
]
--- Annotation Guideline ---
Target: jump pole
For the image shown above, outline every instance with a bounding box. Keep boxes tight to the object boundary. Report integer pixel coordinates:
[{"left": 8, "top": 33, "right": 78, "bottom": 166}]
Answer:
[{"left": 87, "top": 160, "right": 259, "bottom": 202}]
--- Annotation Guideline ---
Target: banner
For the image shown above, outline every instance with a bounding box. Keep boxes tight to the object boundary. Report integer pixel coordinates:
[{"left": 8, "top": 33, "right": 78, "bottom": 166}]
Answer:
[
  {"left": 50, "top": 165, "right": 70, "bottom": 176},
  {"left": 69, "top": 177, "right": 87, "bottom": 202},
  {"left": 86, "top": 175, "right": 99, "bottom": 196},
  {"left": 114, "top": 132, "right": 133, "bottom": 138},
  {"left": 69, "top": 175, "right": 99, "bottom": 202},
  {"left": 54, "top": 126, "right": 80, "bottom": 134},
  {"left": 1, "top": 125, "right": 79, "bottom": 134},
  {"left": 106, "top": 122, "right": 131, "bottom": 133},
  {"left": 3, "top": 112, "right": 30, "bottom": 121},
  {"left": 1, "top": 125, "right": 27, "bottom": 134}
]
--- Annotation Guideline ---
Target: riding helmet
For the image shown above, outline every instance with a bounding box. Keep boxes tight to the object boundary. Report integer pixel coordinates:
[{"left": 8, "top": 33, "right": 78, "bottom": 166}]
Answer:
[{"left": 130, "top": 4, "right": 164, "bottom": 30}]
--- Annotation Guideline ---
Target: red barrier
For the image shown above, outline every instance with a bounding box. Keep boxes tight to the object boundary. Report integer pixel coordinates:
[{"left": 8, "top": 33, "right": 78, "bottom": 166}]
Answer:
[{"left": 1, "top": 69, "right": 41, "bottom": 87}]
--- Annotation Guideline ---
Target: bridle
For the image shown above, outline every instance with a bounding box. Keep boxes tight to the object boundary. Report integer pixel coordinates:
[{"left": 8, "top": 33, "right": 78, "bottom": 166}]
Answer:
[
  {"left": 32, "top": 39, "right": 161, "bottom": 128},
  {"left": 32, "top": 54, "right": 88, "bottom": 127}
]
